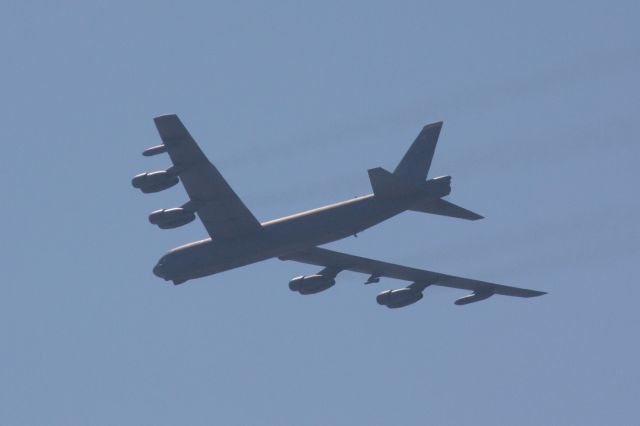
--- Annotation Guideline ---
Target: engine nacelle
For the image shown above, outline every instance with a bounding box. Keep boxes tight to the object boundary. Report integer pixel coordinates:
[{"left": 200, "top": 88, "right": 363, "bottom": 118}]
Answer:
[
  {"left": 376, "top": 287, "right": 423, "bottom": 309},
  {"left": 289, "top": 274, "right": 336, "bottom": 295},
  {"left": 131, "top": 171, "right": 179, "bottom": 193},
  {"left": 148, "top": 208, "right": 196, "bottom": 229}
]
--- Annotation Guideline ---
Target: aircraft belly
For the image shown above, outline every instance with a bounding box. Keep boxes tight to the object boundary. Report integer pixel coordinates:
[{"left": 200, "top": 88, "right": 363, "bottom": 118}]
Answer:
[
  {"left": 168, "top": 197, "right": 404, "bottom": 282},
  {"left": 194, "top": 238, "right": 277, "bottom": 276}
]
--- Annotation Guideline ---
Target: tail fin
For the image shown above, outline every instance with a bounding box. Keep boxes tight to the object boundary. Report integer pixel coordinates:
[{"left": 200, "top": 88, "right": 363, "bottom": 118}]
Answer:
[
  {"left": 367, "top": 167, "right": 412, "bottom": 197},
  {"left": 367, "top": 121, "right": 444, "bottom": 198},
  {"left": 393, "top": 121, "right": 442, "bottom": 182},
  {"left": 369, "top": 121, "right": 483, "bottom": 221}
]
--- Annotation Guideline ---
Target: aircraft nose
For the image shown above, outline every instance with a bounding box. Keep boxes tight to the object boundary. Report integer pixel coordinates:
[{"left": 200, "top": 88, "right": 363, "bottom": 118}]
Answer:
[{"left": 153, "top": 262, "right": 165, "bottom": 278}]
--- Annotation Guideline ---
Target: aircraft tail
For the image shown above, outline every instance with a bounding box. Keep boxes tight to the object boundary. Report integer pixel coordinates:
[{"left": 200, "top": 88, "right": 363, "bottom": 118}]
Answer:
[
  {"left": 393, "top": 121, "right": 442, "bottom": 182},
  {"left": 367, "top": 167, "right": 410, "bottom": 197},
  {"left": 409, "top": 198, "right": 483, "bottom": 221},
  {"left": 367, "top": 121, "right": 483, "bottom": 221}
]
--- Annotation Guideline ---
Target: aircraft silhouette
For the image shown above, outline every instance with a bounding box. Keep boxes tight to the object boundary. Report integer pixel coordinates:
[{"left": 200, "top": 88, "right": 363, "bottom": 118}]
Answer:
[{"left": 133, "top": 115, "right": 545, "bottom": 308}]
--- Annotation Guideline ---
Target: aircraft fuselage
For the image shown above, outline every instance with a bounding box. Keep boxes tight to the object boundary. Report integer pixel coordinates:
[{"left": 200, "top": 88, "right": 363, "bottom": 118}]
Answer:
[{"left": 153, "top": 193, "right": 412, "bottom": 284}]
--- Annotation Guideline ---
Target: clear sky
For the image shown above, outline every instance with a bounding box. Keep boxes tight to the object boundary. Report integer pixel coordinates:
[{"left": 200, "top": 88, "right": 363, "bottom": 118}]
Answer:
[{"left": 1, "top": 1, "right": 638, "bottom": 425}]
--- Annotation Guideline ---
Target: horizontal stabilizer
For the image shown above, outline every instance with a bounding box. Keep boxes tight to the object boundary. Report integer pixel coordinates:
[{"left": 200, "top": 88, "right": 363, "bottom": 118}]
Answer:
[{"left": 410, "top": 198, "right": 483, "bottom": 221}]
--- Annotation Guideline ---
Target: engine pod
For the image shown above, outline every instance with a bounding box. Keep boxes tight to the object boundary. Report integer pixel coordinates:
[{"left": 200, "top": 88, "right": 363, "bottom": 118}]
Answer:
[
  {"left": 289, "top": 274, "right": 336, "bottom": 295},
  {"left": 376, "top": 287, "right": 423, "bottom": 308},
  {"left": 131, "top": 170, "right": 179, "bottom": 193},
  {"left": 149, "top": 208, "right": 196, "bottom": 229}
]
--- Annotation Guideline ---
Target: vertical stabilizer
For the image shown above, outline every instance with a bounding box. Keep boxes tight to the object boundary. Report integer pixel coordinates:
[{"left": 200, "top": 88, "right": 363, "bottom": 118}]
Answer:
[
  {"left": 393, "top": 121, "right": 442, "bottom": 182},
  {"left": 368, "top": 167, "right": 410, "bottom": 196}
]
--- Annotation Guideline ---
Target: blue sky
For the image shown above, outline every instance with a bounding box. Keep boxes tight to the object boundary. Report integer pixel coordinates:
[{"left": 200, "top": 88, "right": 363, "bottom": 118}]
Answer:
[{"left": 1, "top": 1, "right": 638, "bottom": 425}]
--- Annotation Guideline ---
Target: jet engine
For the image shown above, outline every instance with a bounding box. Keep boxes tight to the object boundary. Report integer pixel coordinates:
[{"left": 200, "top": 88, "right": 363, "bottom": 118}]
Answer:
[
  {"left": 131, "top": 170, "right": 179, "bottom": 193},
  {"left": 376, "top": 287, "right": 423, "bottom": 309},
  {"left": 148, "top": 208, "right": 196, "bottom": 229},
  {"left": 289, "top": 274, "right": 336, "bottom": 295}
]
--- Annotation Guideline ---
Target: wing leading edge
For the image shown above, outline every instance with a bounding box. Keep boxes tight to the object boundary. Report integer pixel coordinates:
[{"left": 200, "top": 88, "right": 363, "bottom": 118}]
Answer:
[
  {"left": 153, "top": 114, "right": 262, "bottom": 239},
  {"left": 280, "top": 246, "right": 546, "bottom": 301}
]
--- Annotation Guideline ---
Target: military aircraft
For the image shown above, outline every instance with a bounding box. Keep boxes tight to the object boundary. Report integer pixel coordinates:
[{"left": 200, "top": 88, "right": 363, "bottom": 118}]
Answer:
[{"left": 132, "top": 115, "right": 545, "bottom": 308}]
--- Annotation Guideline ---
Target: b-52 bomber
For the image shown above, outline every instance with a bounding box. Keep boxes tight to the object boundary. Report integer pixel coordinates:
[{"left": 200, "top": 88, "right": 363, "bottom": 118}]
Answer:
[{"left": 132, "top": 115, "right": 545, "bottom": 308}]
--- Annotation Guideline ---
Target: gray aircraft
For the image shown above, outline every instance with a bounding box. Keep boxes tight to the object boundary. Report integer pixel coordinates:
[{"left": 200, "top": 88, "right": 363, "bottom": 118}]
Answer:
[{"left": 132, "top": 115, "right": 545, "bottom": 308}]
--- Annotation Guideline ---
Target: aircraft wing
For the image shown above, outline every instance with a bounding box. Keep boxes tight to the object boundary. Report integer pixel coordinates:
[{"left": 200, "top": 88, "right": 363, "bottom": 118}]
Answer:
[
  {"left": 153, "top": 114, "right": 262, "bottom": 238},
  {"left": 280, "top": 246, "right": 546, "bottom": 298}
]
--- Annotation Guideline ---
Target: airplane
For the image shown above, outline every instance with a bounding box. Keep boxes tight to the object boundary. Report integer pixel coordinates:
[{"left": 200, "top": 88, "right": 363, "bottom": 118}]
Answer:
[{"left": 132, "top": 115, "right": 546, "bottom": 309}]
